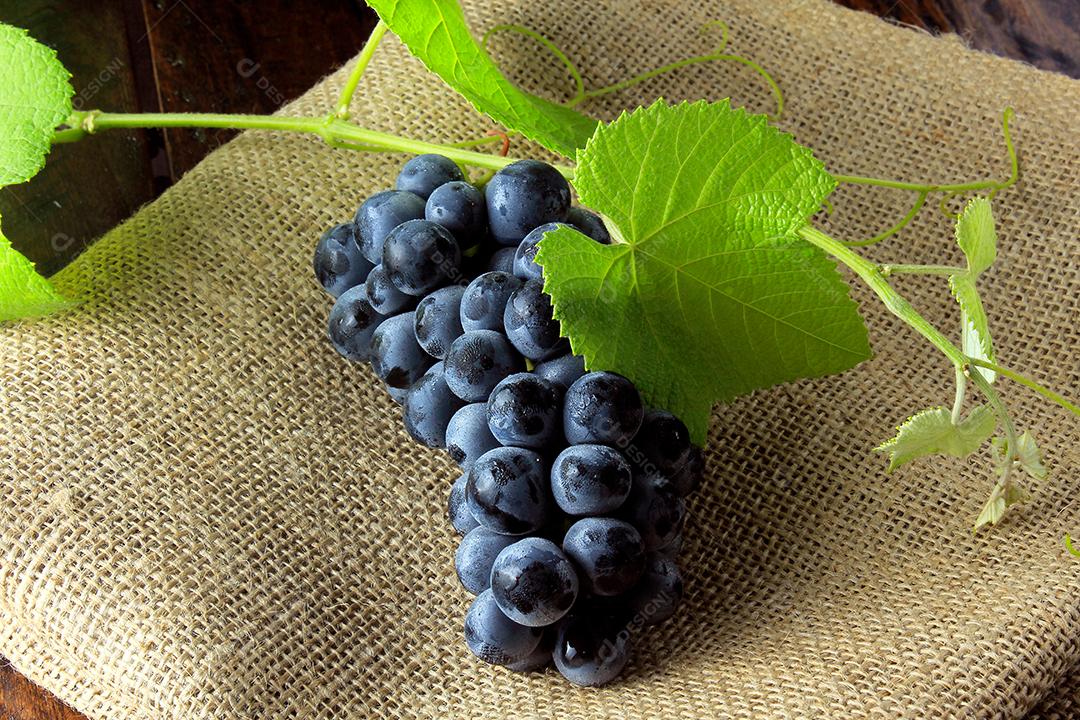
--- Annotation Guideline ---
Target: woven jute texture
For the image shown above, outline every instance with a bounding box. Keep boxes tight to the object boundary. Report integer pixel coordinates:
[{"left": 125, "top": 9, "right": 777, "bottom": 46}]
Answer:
[
  {"left": 1027, "top": 663, "right": 1080, "bottom": 719},
  {"left": 2, "top": 0, "right": 1079, "bottom": 717}
]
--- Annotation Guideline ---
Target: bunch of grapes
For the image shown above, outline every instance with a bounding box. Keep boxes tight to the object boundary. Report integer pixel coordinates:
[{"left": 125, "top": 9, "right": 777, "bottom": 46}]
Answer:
[{"left": 313, "top": 154, "right": 704, "bottom": 686}]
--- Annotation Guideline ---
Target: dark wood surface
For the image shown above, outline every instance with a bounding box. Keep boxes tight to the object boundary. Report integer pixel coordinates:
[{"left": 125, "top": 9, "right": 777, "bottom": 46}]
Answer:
[{"left": 0, "top": 1, "right": 1075, "bottom": 718}]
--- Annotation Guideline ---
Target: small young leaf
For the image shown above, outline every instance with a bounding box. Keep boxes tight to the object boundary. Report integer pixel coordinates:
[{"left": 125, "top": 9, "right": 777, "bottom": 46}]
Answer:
[
  {"left": 975, "top": 432, "right": 1043, "bottom": 531},
  {"left": 955, "top": 197, "right": 997, "bottom": 276},
  {"left": 366, "top": 0, "right": 597, "bottom": 157},
  {"left": 0, "top": 23, "right": 74, "bottom": 186},
  {"left": 0, "top": 215, "right": 72, "bottom": 321},
  {"left": 974, "top": 492, "right": 1005, "bottom": 531},
  {"left": 876, "top": 405, "right": 996, "bottom": 471},
  {"left": 949, "top": 198, "right": 998, "bottom": 382},
  {"left": 537, "top": 100, "right": 870, "bottom": 442},
  {"left": 992, "top": 432, "right": 1047, "bottom": 482},
  {"left": 949, "top": 273, "right": 995, "bottom": 381},
  {"left": 1004, "top": 481, "right": 1031, "bottom": 506},
  {"left": 974, "top": 480, "right": 1030, "bottom": 532}
]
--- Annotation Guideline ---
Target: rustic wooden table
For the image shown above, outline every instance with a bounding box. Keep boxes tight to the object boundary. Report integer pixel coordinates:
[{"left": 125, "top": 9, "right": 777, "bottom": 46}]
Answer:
[{"left": 0, "top": 1, "right": 1075, "bottom": 717}]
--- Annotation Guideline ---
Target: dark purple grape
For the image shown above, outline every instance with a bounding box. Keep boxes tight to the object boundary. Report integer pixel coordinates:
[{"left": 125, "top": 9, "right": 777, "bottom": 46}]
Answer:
[
  {"left": 444, "top": 330, "right": 525, "bottom": 402},
  {"left": 425, "top": 180, "right": 487, "bottom": 244},
  {"left": 455, "top": 526, "right": 516, "bottom": 595},
  {"left": 550, "top": 444, "right": 632, "bottom": 516},
  {"left": 533, "top": 353, "right": 586, "bottom": 395},
  {"left": 562, "top": 517, "right": 645, "bottom": 596},
  {"left": 446, "top": 403, "right": 500, "bottom": 470},
  {"left": 619, "top": 472, "right": 686, "bottom": 551},
  {"left": 396, "top": 154, "right": 465, "bottom": 200},
  {"left": 486, "top": 373, "right": 561, "bottom": 449},
  {"left": 382, "top": 219, "right": 461, "bottom": 296},
  {"left": 460, "top": 271, "right": 522, "bottom": 333},
  {"left": 385, "top": 383, "right": 409, "bottom": 405},
  {"left": 630, "top": 409, "right": 692, "bottom": 476},
  {"left": 623, "top": 553, "right": 683, "bottom": 626},
  {"left": 566, "top": 206, "right": 611, "bottom": 244},
  {"left": 369, "top": 311, "right": 434, "bottom": 389},
  {"left": 313, "top": 222, "right": 373, "bottom": 297},
  {"left": 485, "top": 160, "right": 571, "bottom": 246},
  {"left": 403, "top": 361, "right": 465, "bottom": 448},
  {"left": 327, "top": 285, "right": 384, "bottom": 361},
  {"left": 466, "top": 447, "right": 550, "bottom": 535},
  {"left": 552, "top": 602, "right": 631, "bottom": 686},
  {"left": 353, "top": 190, "right": 425, "bottom": 264},
  {"left": 505, "top": 630, "right": 555, "bottom": 672},
  {"left": 464, "top": 589, "right": 544, "bottom": 666},
  {"left": 488, "top": 247, "right": 517, "bottom": 274},
  {"left": 656, "top": 532, "right": 683, "bottom": 558},
  {"left": 563, "top": 371, "right": 643, "bottom": 445},
  {"left": 503, "top": 279, "right": 569, "bottom": 361},
  {"left": 513, "top": 222, "right": 565, "bottom": 281},
  {"left": 490, "top": 537, "right": 579, "bottom": 626},
  {"left": 414, "top": 285, "right": 465, "bottom": 360},
  {"left": 448, "top": 472, "right": 480, "bottom": 536},
  {"left": 365, "top": 263, "right": 417, "bottom": 316},
  {"left": 669, "top": 445, "right": 704, "bottom": 497}
]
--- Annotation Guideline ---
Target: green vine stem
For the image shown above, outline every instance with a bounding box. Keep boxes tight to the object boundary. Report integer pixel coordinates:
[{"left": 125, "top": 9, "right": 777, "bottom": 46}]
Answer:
[
  {"left": 844, "top": 190, "right": 929, "bottom": 248},
  {"left": 800, "top": 223, "right": 1079, "bottom": 504},
  {"left": 951, "top": 366, "right": 968, "bottom": 424},
  {"left": 52, "top": 110, "right": 576, "bottom": 179},
  {"left": 969, "top": 366, "right": 1019, "bottom": 492},
  {"left": 799, "top": 225, "right": 967, "bottom": 366},
  {"left": 570, "top": 49, "right": 785, "bottom": 121},
  {"left": 837, "top": 107, "right": 1018, "bottom": 246},
  {"left": 969, "top": 358, "right": 1080, "bottom": 417},
  {"left": 834, "top": 108, "right": 1018, "bottom": 194},
  {"left": 800, "top": 223, "right": 1079, "bottom": 418},
  {"left": 50, "top": 19, "right": 558, "bottom": 178},
  {"left": 335, "top": 20, "right": 389, "bottom": 119},
  {"left": 878, "top": 263, "right": 965, "bottom": 277},
  {"left": 801, "top": 221, "right": 1017, "bottom": 510},
  {"left": 482, "top": 24, "right": 586, "bottom": 102}
]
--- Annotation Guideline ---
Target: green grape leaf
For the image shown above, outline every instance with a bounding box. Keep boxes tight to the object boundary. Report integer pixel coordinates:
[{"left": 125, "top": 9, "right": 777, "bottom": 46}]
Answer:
[
  {"left": 949, "top": 198, "right": 998, "bottom": 382},
  {"left": 536, "top": 100, "right": 870, "bottom": 442},
  {"left": 993, "top": 432, "right": 1047, "bottom": 482},
  {"left": 0, "top": 23, "right": 73, "bottom": 185},
  {"left": 366, "top": 0, "right": 597, "bottom": 157},
  {"left": 876, "top": 405, "right": 996, "bottom": 471},
  {"left": 0, "top": 214, "right": 72, "bottom": 321}
]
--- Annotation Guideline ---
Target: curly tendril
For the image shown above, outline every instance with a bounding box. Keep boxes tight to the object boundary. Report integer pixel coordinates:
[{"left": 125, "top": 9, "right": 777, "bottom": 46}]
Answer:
[
  {"left": 482, "top": 20, "right": 784, "bottom": 120},
  {"left": 938, "top": 191, "right": 963, "bottom": 220},
  {"left": 838, "top": 107, "right": 1018, "bottom": 246},
  {"left": 481, "top": 24, "right": 585, "bottom": 102},
  {"left": 842, "top": 191, "right": 930, "bottom": 248}
]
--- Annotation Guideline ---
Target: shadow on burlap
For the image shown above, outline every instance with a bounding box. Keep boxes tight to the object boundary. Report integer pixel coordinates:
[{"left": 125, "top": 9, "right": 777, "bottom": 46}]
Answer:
[{"left": 1, "top": 1, "right": 1078, "bottom": 717}]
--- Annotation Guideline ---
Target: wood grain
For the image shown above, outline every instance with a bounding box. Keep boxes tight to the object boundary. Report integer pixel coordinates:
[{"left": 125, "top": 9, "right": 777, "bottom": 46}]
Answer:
[
  {"left": 0, "top": 657, "right": 84, "bottom": 720},
  {"left": 141, "top": 0, "right": 376, "bottom": 180},
  {"left": 837, "top": 0, "right": 1080, "bottom": 76},
  {"left": 0, "top": 1, "right": 1076, "bottom": 718}
]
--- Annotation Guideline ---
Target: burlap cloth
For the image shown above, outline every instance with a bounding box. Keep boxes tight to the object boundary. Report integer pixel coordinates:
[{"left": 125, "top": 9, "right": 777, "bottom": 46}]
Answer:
[{"left": 1, "top": 0, "right": 1078, "bottom": 717}]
